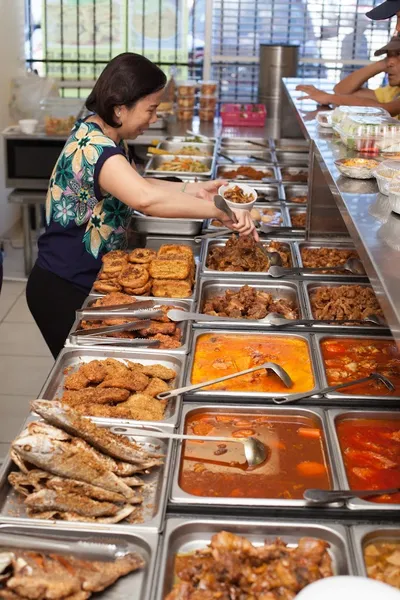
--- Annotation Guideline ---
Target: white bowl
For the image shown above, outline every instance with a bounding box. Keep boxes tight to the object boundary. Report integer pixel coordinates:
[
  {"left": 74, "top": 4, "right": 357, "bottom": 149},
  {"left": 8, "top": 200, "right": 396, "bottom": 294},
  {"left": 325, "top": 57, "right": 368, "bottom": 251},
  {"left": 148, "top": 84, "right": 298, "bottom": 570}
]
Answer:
[
  {"left": 19, "top": 119, "right": 38, "bottom": 134},
  {"left": 335, "top": 158, "right": 378, "bottom": 180},
  {"left": 218, "top": 183, "right": 257, "bottom": 211}
]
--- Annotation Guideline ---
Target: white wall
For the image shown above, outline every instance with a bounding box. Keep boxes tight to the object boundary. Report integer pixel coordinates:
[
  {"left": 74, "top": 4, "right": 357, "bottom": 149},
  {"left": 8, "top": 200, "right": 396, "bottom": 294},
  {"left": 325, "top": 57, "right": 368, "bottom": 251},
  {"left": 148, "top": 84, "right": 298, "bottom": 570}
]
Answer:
[{"left": 0, "top": 0, "right": 25, "bottom": 236}]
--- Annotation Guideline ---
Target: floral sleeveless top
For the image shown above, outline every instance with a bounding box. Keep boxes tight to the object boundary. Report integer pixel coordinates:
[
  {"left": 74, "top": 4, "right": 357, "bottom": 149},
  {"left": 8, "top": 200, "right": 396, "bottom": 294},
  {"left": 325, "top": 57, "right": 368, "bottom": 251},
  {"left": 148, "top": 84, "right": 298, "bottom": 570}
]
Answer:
[{"left": 37, "top": 119, "right": 132, "bottom": 292}]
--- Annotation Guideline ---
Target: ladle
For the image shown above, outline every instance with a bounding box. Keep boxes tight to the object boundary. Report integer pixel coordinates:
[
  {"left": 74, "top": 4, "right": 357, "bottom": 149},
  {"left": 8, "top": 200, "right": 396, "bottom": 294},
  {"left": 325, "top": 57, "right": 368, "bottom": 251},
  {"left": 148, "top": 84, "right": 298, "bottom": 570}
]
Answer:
[{"left": 304, "top": 487, "right": 400, "bottom": 505}]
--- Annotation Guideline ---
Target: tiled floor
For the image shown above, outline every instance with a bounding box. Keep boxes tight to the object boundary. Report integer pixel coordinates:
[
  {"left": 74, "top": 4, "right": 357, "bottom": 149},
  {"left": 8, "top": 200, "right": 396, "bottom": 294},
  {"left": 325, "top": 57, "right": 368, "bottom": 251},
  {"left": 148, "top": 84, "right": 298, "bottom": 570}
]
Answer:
[{"left": 0, "top": 278, "right": 54, "bottom": 459}]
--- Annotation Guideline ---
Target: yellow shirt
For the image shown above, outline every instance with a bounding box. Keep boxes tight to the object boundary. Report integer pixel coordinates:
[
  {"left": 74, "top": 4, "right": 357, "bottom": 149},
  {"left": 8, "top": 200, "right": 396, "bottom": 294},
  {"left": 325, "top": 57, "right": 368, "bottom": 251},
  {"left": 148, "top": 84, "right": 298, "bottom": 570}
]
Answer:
[{"left": 375, "top": 86, "right": 400, "bottom": 117}]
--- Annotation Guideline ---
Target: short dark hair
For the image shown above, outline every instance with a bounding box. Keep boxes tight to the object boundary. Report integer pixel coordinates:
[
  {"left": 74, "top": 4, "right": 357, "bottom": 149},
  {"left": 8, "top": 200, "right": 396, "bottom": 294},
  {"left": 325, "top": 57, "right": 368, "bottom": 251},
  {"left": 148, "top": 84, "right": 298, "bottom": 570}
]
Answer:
[{"left": 85, "top": 52, "right": 166, "bottom": 127}]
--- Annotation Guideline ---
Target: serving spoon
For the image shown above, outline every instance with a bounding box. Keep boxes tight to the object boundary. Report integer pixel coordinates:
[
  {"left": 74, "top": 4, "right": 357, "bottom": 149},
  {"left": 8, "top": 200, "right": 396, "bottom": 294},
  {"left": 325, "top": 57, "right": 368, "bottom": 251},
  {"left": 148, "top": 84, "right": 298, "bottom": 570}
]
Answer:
[
  {"left": 156, "top": 361, "right": 293, "bottom": 400},
  {"left": 304, "top": 487, "right": 400, "bottom": 505},
  {"left": 267, "top": 257, "right": 366, "bottom": 277},
  {"left": 273, "top": 372, "right": 394, "bottom": 405}
]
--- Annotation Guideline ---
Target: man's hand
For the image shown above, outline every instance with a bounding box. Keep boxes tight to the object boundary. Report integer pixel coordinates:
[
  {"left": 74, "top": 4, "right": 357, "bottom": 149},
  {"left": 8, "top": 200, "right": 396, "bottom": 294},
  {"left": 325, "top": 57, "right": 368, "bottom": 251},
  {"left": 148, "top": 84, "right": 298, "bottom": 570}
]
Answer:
[{"left": 295, "top": 85, "right": 332, "bottom": 105}]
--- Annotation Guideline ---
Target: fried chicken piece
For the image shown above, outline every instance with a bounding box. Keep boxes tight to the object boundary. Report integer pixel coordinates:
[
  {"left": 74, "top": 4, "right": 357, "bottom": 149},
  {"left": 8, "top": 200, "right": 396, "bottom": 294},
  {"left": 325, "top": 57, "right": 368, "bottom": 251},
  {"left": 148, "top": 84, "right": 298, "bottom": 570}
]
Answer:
[
  {"left": 62, "top": 388, "right": 130, "bottom": 407},
  {"left": 143, "top": 377, "right": 170, "bottom": 398},
  {"left": 149, "top": 259, "right": 191, "bottom": 280},
  {"left": 138, "top": 322, "right": 176, "bottom": 336},
  {"left": 152, "top": 278, "right": 192, "bottom": 298},
  {"left": 103, "top": 358, "right": 130, "bottom": 378},
  {"left": 148, "top": 334, "right": 181, "bottom": 349},
  {"left": 80, "top": 360, "right": 107, "bottom": 384},
  {"left": 114, "top": 394, "right": 166, "bottom": 420},
  {"left": 98, "top": 371, "right": 149, "bottom": 392},
  {"left": 71, "top": 403, "right": 117, "bottom": 418},
  {"left": 64, "top": 370, "right": 90, "bottom": 391},
  {"left": 140, "top": 364, "right": 176, "bottom": 380}
]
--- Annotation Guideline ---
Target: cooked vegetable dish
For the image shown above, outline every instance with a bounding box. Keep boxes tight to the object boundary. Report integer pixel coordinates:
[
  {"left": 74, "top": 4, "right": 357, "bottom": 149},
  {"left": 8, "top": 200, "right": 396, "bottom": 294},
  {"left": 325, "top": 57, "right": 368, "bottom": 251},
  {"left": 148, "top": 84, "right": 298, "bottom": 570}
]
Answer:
[
  {"left": 155, "top": 157, "right": 209, "bottom": 172},
  {"left": 364, "top": 540, "right": 400, "bottom": 587},
  {"left": 206, "top": 235, "right": 292, "bottom": 272},
  {"left": 166, "top": 532, "right": 333, "bottom": 600},
  {"left": 321, "top": 338, "right": 400, "bottom": 395},
  {"left": 202, "top": 284, "right": 299, "bottom": 320},
  {"left": 191, "top": 333, "right": 315, "bottom": 393},
  {"left": 180, "top": 412, "right": 330, "bottom": 498},
  {"left": 310, "top": 285, "right": 384, "bottom": 323},
  {"left": 223, "top": 185, "right": 254, "bottom": 204},
  {"left": 301, "top": 247, "right": 360, "bottom": 271},
  {"left": 337, "top": 417, "right": 400, "bottom": 503},
  {"left": 341, "top": 158, "right": 379, "bottom": 169},
  {"left": 220, "top": 166, "right": 273, "bottom": 180}
]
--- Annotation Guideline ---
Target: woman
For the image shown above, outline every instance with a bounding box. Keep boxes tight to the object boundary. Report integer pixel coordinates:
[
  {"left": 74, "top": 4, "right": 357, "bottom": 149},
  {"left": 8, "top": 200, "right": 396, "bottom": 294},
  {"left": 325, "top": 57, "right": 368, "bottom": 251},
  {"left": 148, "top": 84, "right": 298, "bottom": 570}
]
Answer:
[{"left": 27, "top": 52, "right": 255, "bottom": 359}]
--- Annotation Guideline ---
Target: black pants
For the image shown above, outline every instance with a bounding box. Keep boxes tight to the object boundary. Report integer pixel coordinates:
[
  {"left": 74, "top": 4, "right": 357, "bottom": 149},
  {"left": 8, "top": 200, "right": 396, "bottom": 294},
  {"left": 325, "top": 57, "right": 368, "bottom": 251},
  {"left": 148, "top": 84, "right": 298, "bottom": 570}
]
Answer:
[{"left": 26, "top": 264, "right": 88, "bottom": 359}]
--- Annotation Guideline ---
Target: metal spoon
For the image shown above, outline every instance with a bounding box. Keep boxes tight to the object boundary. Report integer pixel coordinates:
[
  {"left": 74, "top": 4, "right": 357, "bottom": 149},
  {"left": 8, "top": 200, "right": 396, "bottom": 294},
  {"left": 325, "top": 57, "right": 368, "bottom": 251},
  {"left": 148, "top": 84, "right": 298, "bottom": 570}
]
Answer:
[
  {"left": 304, "top": 487, "right": 400, "bottom": 505},
  {"left": 157, "top": 361, "right": 293, "bottom": 400},
  {"left": 268, "top": 257, "right": 366, "bottom": 277},
  {"left": 273, "top": 372, "right": 394, "bottom": 405},
  {"left": 126, "top": 431, "right": 267, "bottom": 467}
]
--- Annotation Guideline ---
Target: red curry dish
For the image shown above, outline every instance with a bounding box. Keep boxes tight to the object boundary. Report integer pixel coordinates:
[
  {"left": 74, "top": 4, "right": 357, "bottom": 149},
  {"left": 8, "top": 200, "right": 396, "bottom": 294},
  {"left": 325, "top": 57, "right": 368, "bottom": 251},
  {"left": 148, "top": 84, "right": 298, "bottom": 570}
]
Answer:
[
  {"left": 321, "top": 338, "right": 400, "bottom": 396},
  {"left": 179, "top": 412, "right": 331, "bottom": 499},
  {"left": 336, "top": 417, "right": 400, "bottom": 504}
]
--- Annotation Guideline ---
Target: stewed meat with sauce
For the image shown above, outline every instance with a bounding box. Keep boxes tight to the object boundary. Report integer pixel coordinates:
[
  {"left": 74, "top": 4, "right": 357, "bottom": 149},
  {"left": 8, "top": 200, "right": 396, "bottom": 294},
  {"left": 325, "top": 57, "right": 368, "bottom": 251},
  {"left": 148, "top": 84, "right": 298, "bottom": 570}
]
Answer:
[
  {"left": 310, "top": 285, "right": 384, "bottom": 323},
  {"left": 301, "top": 247, "right": 359, "bottom": 270},
  {"left": 206, "top": 235, "right": 292, "bottom": 272}
]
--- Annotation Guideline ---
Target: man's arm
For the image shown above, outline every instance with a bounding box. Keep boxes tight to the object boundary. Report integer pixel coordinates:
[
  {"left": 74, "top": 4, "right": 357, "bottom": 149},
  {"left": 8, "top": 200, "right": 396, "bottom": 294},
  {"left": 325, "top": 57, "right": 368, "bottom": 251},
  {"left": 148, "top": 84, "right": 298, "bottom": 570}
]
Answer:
[{"left": 333, "top": 60, "right": 386, "bottom": 94}]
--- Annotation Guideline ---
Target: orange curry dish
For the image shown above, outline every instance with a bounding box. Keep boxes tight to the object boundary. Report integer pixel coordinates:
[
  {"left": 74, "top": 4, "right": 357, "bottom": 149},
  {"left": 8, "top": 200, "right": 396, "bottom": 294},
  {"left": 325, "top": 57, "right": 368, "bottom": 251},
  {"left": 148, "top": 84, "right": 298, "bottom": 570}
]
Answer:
[{"left": 191, "top": 333, "right": 315, "bottom": 394}]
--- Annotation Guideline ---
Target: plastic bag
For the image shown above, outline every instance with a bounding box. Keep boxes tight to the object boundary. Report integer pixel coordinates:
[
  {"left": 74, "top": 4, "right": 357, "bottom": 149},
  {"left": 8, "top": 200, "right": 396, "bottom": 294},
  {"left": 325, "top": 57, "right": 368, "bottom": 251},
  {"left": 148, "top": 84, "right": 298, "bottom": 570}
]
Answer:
[{"left": 9, "top": 72, "right": 59, "bottom": 123}]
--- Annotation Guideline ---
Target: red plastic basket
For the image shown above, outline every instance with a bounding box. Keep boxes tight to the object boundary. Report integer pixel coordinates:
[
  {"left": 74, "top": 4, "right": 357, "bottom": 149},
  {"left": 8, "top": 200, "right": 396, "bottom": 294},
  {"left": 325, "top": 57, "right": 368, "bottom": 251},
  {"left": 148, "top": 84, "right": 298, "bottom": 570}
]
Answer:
[{"left": 221, "top": 103, "right": 267, "bottom": 127}]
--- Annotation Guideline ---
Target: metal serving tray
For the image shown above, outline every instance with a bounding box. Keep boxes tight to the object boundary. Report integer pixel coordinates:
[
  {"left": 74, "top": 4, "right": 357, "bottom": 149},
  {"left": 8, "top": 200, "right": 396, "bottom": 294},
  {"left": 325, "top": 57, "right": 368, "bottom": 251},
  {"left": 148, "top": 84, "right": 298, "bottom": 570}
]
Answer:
[
  {"left": 315, "top": 334, "right": 400, "bottom": 404},
  {"left": 155, "top": 516, "right": 353, "bottom": 600},
  {"left": 220, "top": 137, "right": 270, "bottom": 150},
  {"left": 165, "top": 136, "right": 216, "bottom": 143},
  {"left": 68, "top": 297, "right": 193, "bottom": 356},
  {"left": 327, "top": 409, "right": 400, "bottom": 510},
  {"left": 274, "top": 138, "right": 309, "bottom": 153},
  {"left": 183, "top": 329, "right": 321, "bottom": 402},
  {"left": 0, "top": 422, "right": 173, "bottom": 533},
  {"left": 350, "top": 524, "right": 400, "bottom": 577},
  {"left": 195, "top": 277, "right": 307, "bottom": 328},
  {"left": 205, "top": 203, "right": 289, "bottom": 231},
  {"left": 282, "top": 184, "right": 308, "bottom": 204},
  {"left": 145, "top": 155, "right": 213, "bottom": 179},
  {"left": 302, "top": 281, "right": 389, "bottom": 332},
  {"left": 252, "top": 184, "right": 284, "bottom": 203},
  {"left": 201, "top": 238, "right": 298, "bottom": 278},
  {"left": 0, "top": 523, "right": 158, "bottom": 600},
  {"left": 170, "top": 404, "right": 339, "bottom": 507},
  {"left": 217, "top": 149, "right": 273, "bottom": 164},
  {"left": 216, "top": 164, "right": 279, "bottom": 183},
  {"left": 288, "top": 207, "right": 307, "bottom": 230},
  {"left": 129, "top": 213, "right": 203, "bottom": 237},
  {"left": 157, "top": 141, "right": 215, "bottom": 156},
  {"left": 38, "top": 347, "right": 185, "bottom": 430},
  {"left": 280, "top": 166, "right": 309, "bottom": 184},
  {"left": 276, "top": 151, "right": 309, "bottom": 166},
  {"left": 295, "top": 241, "right": 368, "bottom": 280}
]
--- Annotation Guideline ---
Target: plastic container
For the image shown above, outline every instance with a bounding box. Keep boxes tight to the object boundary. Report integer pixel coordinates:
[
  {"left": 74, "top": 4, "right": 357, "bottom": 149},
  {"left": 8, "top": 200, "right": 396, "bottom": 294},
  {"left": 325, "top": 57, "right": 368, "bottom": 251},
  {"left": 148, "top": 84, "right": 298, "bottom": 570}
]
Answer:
[
  {"left": 200, "top": 80, "right": 218, "bottom": 95},
  {"left": 218, "top": 182, "right": 257, "bottom": 210},
  {"left": 199, "top": 95, "right": 217, "bottom": 110},
  {"left": 388, "top": 178, "right": 400, "bottom": 214},
  {"left": 335, "top": 158, "right": 379, "bottom": 179},
  {"left": 221, "top": 103, "right": 266, "bottom": 127},
  {"left": 40, "top": 97, "right": 83, "bottom": 135},
  {"left": 331, "top": 105, "right": 390, "bottom": 127},
  {"left": 335, "top": 115, "right": 400, "bottom": 154},
  {"left": 199, "top": 108, "right": 215, "bottom": 122},
  {"left": 373, "top": 159, "right": 400, "bottom": 195},
  {"left": 176, "top": 107, "right": 194, "bottom": 121},
  {"left": 177, "top": 96, "right": 196, "bottom": 108},
  {"left": 19, "top": 119, "right": 38, "bottom": 134},
  {"left": 316, "top": 111, "right": 332, "bottom": 128},
  {"left": 176, "top": 81, "right": 196, "bottom": 96}
]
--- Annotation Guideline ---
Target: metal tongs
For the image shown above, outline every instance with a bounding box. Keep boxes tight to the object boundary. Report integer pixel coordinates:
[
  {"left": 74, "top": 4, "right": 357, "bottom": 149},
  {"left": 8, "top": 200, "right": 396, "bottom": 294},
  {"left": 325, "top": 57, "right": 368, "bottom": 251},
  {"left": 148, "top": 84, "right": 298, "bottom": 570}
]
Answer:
[
  {"left": 77, "top": 299, "right": 161, "bottom": 321},
  {"left": 71, "top": 319, "right": 161, "bottom": 347},
  {"left": 194, "top": 224, "right": 303, "bottom": 242},
  {"left": 0, "top": 532, "right": 131, "bottom": 562}
]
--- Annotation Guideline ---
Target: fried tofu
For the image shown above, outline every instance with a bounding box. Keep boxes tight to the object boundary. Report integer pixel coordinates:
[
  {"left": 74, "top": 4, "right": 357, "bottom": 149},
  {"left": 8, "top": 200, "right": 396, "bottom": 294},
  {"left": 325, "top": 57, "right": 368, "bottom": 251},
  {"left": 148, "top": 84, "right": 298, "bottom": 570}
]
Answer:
[
  {"left": 152, "top": 277, "right": 192, "bottom": 298},
  {"left": 143, "top": 377, "right": 170, "bottom": 398},
  {"left": 149, "top": 259, "right": 190, "bottom": 281}
]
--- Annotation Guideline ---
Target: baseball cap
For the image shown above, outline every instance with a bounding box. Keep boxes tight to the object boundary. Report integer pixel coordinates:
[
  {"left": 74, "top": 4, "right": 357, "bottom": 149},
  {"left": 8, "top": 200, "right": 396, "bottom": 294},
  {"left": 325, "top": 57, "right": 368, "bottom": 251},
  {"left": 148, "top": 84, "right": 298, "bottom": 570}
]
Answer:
[
  {"left": 374, "top": 34, "right": 400, "bottom": 54},
  {"left": 367, "top": 0, "right": 400, "bottom": 20}
]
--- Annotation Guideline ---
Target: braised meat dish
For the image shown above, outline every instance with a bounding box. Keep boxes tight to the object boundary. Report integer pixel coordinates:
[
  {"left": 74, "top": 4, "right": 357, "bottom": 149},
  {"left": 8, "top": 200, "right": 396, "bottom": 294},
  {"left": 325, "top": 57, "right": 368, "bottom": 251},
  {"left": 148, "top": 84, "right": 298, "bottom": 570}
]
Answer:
[
  {"left": 282, "top": 168, "right": 308, "bottom": 183},
  {"left": 364, "top": 540, "right": 400, "bottom": 586},
  {"left": 220, "top": 166, "right": 273, "bottom": 180},
  {"left": 289, "top": 195, "right": 307, "bottom": 204},
  {"left": 310, "top": 285, "right": 384, "bottom": 323},
  {"left": 223, "top": 185, "right": 254, "bottom": 204},
  {"left": 202, "top": 285, "right": 299, "bottom": 320},
  {"left": 166, "top": 531, "right": 333, "bottom": 600},
  {"left": 301, "top": 247, "right": 359, "bottom": 270},
  {"left": 290, "top": 211, "right": 307, "bottom": 228},
  {"left": 206, "top": 235, "right": 291, "bottom": 272}
]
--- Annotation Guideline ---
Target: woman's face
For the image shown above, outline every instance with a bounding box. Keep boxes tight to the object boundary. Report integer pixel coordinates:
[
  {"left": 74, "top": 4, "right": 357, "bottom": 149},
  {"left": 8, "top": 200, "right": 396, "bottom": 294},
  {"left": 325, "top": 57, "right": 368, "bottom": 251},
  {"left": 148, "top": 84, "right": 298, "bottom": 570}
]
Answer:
[{"left": 118, "top": 88, "right": 165, "bottom": 138}]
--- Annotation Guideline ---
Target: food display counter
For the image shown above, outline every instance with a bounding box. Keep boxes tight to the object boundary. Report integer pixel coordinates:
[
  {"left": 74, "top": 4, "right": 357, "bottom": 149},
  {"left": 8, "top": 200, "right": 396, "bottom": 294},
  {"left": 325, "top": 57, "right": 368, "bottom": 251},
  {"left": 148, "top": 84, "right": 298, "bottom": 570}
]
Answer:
[{"left": 2, "top": 100, "right": 400, "bottom": 599}]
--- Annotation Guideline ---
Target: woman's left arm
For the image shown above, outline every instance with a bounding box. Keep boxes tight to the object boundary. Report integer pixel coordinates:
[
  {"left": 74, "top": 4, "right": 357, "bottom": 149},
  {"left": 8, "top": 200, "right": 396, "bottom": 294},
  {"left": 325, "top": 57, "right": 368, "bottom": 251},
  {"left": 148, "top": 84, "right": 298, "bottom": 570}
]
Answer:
[{"left": 145, "top": 177, "right": 224, "bottom": 197}]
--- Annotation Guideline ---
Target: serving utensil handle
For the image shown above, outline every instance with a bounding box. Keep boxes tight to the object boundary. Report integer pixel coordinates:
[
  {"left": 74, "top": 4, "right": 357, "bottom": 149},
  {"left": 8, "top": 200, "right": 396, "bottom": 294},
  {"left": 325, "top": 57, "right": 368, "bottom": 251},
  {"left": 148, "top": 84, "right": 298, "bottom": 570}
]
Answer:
[{"left": 304, "top": 487, "right": 400, "bottom": 504}]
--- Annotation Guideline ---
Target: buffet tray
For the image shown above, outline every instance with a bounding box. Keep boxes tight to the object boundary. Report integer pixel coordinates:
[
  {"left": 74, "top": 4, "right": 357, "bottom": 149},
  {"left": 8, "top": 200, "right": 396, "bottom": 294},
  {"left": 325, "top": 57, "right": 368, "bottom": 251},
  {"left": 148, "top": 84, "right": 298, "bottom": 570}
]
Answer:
[
  {"left": 38, "top": 347, "right": 185, "bottom": 430},
  {"left": 0, "top": 523, "right": 158, "bottom": 600},
  {"left": 302, "top": 281, "right": 389, "bottom": 332},
  {"left": 0, "top": 423, "right": 173, "bottom": 533},
  {"left": 315, "top": 334, "right": 400, "bottom": 404},
  {"left": 282, "top": 183, "right": 308, "bottom": 204},
  {"left": 217, "top": 149, "right": 273, "bottom": 163},
  {"left": 327, "top": 408, "right": 400, "bottom": 511},
  {"left": 294, "top": 241, "right": 369, "bottom": 280},
  {"left": 220, "top": 137, "right": 270, "bottom": 150},
  {"left": 195, "top": 277, "right": 307, "bottom": 328},
  {"left": 288, "top": 207, "right": 307, "bottom": 231},
  {"left": 276, "top": 151, "right": 309, "bottom": 166},
  {"left": 182, "top": 329, "right": 322, "bottom": 402},
  {"left": 200, "top": 238, "right": 299, "bottom": 278},
  {"left": 205, "top": 203, "right": 290, "bottom": 230},
  {"left": 129, "top": 213, "right": 203, "bottom": 236},
  {"left": 280, "top": 166, "right": 309, "bottom": 184},
  {"left": 68, "top": 297, "right": 193, "bottom": 356},
  {"left": 274, "top": 138, "right": 309, "bottom": 153},
  {"left": 350, "top": 524, "right": 400, "bottom": 577},
  {"left": 169, "top": 404, "right": 340, "bottom": 508},
  {"left": 156, "top": 141, "right": 215, "bottom": 156},
  {"left": 216, "top": 164, "right": 279, "bottom": 183},
  {"left": 155, "top": 516, "right": 354, "bottom": 600},
  {"left": 144, "top": 155, "right": 213, "bottom": 179}
]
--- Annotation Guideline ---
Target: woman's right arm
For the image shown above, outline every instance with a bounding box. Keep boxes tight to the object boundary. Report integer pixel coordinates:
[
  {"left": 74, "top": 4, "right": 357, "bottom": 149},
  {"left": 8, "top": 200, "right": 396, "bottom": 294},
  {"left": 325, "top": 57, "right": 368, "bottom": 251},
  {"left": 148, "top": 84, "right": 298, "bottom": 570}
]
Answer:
[{"left": 98, "top": 153, "right": 258, "bottom": 237}]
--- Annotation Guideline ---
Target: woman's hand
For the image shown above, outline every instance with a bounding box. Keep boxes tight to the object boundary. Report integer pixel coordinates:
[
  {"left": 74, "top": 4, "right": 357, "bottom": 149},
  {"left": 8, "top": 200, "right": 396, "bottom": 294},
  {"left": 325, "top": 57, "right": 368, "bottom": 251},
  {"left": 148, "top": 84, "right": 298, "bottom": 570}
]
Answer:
[
  {"left": 295, "top": 85, "right": 332, "bottom": 105},
  {"left": 219, "top": 208, "right": 259, "bottom": 241},
  {"left": 190, "top": 179, "right": 226, "bottom": 200}
]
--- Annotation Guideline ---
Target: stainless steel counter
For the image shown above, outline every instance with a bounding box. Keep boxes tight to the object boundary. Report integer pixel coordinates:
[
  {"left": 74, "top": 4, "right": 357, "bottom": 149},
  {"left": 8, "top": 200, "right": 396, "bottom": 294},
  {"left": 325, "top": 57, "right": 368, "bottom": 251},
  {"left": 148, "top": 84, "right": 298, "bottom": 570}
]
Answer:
[{"left": 282, "top": 78, "right": 400, "bottom": 343}]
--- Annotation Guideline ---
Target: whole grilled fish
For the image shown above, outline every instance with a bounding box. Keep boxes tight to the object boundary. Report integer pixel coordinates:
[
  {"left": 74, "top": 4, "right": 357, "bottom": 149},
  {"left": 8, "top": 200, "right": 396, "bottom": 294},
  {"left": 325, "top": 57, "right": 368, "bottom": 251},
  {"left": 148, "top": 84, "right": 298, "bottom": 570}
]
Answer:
[
  {"left": 26, "top": 504, "right": 136, "bottom": 524},
  {"left": 11, "top": 432, "right": 136, "bottom": 501},
  {"left": 31, "top": 400, "right": 163, "bottom": 465},
  {"left": 24, "top": 489, "right": 120, "bottom": 518}
]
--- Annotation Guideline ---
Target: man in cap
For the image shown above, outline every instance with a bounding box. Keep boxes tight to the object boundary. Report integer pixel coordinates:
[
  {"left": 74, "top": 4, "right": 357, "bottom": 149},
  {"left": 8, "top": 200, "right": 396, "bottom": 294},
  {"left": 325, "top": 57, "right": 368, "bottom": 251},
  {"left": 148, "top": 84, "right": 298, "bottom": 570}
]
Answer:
[
  {"left": 296, "top": 36, "right": 400, "bottom": 116},
  {"left": 366, "top": 0, "right": 400, "bottom": 32}
]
